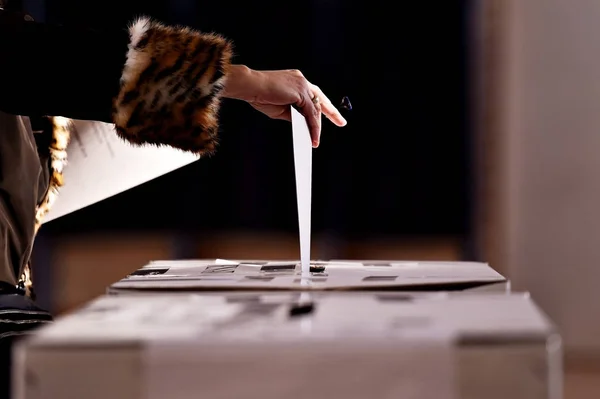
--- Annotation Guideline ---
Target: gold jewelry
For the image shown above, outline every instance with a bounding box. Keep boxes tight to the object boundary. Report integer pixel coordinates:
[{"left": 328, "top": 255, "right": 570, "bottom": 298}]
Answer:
[{"left": 311, "top": 95, "right": 320, "bottom": 105}]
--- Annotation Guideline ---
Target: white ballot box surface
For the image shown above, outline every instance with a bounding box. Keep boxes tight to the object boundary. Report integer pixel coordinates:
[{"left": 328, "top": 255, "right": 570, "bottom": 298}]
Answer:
[
  {"left": 107, "top": 259, "right": 510, "bottom": 294},
  {"left": 13, "top": 292, "right": 561, "bottom": 399}
]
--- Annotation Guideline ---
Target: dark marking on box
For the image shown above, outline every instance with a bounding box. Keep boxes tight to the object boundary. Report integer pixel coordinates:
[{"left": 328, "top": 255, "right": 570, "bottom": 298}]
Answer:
[
  {"left": 289, "top": 303, "right": 315, "bottom": 317},
  {"left": 244, "top": 276, "right": 274, "bottom": 282},
  {"left": 375, "top": 294, "right": 415, "bottom": 302},
  {"left": 260, "top": 263, "right": 297, "bottom": 272},
  {"left": 129, "top": 268, "right": 169, "bottom": 276},
  {"left": 362, "top": 276, "right": 398, "bottom": 281},
  {"left": 309, "top": 264, "right": 326, "bottom": 273},
  {"left": 202, "top": 264, "right": 239, "bottom": 274}
]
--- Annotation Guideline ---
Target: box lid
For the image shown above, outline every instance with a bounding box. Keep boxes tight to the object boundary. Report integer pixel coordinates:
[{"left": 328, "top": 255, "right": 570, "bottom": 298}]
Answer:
[{"left": 109, "top": 259, "right": 506, "bottom": 292}]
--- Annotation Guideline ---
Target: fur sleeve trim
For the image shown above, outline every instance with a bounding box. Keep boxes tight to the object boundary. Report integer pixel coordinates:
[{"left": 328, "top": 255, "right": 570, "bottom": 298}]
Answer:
[
  {"left": 34, "top": 116, "right": 72, "bottom": 234},
  {"left": 112, "top": 16, "right": 233, "bottom": 155}
]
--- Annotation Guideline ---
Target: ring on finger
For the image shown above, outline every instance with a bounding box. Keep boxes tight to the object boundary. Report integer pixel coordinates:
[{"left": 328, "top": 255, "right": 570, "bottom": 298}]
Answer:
[{"left": 311, "top": 95, "right": 320, "bottom": 105}]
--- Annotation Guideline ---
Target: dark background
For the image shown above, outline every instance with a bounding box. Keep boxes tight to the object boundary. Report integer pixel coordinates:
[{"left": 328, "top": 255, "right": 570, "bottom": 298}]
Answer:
[
  {"left": 24, "top": 0, "right": 474, "bottom": 246},
  {"left": 16, "top": 0, "right": 478, "bottom": 312}
]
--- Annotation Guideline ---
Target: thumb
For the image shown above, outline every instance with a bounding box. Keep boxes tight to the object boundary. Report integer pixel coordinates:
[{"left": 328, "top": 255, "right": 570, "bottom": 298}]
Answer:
[{"left": 250, "top": 103, "right": 291, "bottom": 122}]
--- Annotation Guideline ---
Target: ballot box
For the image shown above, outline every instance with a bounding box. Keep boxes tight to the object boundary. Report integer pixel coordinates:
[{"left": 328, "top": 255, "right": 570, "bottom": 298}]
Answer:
[
  {"left": 107, "top": 259, "right": 510, "bottom": 295},
  {"left": 12, "top": 291, "right": 561, "bottom": 399}
]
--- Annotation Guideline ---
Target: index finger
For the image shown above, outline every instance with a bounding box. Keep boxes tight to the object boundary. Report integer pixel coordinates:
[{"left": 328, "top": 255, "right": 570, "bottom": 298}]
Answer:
[{"left": 311, "top": 85, "right": 347, "bottom": 127}]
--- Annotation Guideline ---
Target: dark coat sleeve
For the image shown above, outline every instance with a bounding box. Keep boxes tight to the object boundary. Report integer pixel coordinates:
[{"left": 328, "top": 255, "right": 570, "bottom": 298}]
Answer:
[
  {"left": 0, "top": 9, "right": 128, "bottom": 123},
  {"left": 0, "top": 9, "right": 233, "bottom": 155}
]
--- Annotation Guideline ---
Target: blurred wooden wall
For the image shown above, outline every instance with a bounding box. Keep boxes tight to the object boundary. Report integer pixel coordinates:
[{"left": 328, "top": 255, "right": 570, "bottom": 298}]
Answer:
[{"left": 475, "top": 0, "right": 600, "bottom": 360}]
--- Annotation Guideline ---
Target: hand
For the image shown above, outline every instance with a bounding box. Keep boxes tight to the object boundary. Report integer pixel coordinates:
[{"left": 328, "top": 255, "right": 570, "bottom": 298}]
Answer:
[{"left": 221, "top": 65, "right": 347, "bottom": 148}]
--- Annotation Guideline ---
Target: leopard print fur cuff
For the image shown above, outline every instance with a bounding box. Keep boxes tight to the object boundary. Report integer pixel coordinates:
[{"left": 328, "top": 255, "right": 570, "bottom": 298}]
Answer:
[{"left": 112, "top": 16, "right": 233, "bottom": 156}]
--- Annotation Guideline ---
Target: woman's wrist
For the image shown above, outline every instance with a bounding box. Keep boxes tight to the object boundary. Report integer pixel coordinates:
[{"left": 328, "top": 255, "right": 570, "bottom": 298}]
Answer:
[{"left": 221, "top": 64, "right": 262, "bottom": 102}]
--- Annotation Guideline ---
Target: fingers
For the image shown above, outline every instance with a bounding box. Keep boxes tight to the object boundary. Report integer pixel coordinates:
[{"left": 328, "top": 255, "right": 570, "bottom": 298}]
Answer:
[
  {"left": 290, "top": 71, "right": 321, "bottom": 147},
  {"left": 301, "top": 84, "right": 347, "bottom": 148},
  {"left": 300, "top": 91, "right": 322, "bottom": 148},
  {"left": 289, "top": 70, "right": 349, "bottom": 148},
  {"left": 310, "top": 84, "right": 347, "bottom": 127}
]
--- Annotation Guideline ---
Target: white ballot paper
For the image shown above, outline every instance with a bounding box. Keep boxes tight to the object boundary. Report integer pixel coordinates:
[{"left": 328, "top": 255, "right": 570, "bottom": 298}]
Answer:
[
  {"left": 291, "top": 107, "right": 312, "bottom": 276},
  {"left": 43, "top": 120, "right": 199, "bottom": 223}
]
